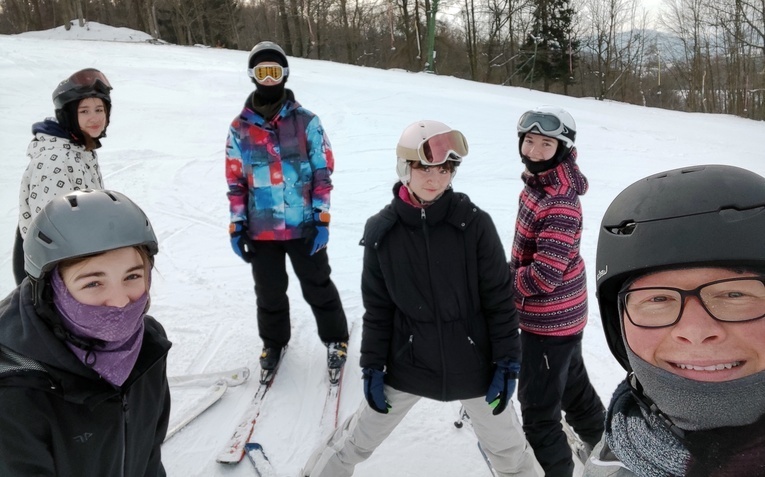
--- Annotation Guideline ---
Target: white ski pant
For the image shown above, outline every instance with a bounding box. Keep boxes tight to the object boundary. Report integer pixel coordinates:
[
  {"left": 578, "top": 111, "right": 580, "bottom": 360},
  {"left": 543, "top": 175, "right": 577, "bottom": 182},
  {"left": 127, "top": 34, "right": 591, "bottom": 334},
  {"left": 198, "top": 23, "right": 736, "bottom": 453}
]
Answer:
[{"left": 302, "top": 385, "right": 543, "bottom": 477}]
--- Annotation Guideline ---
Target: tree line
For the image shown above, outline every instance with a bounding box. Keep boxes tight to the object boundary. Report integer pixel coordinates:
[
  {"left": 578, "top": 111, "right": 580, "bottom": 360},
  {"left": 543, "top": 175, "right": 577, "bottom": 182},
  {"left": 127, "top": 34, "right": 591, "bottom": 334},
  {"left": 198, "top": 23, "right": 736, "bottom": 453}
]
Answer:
[{"left": 2, "top": 0, "right": 764, "bottom": 120}]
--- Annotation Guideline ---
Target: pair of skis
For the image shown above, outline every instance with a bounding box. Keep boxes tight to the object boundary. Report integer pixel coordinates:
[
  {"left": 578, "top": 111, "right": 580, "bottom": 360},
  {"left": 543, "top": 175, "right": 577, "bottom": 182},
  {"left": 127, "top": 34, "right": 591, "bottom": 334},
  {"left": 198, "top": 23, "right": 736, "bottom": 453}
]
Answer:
[
  {"left": 164, "top": 366, "right": 251, "bottom": 442},
  {"left": 216, "top": 346, "right": 350, "bottom": 471}
]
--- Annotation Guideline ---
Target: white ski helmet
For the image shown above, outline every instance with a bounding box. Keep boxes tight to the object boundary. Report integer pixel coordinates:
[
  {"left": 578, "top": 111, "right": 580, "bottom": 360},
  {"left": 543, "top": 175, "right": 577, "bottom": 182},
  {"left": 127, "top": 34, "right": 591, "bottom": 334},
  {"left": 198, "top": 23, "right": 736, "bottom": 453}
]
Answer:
[{"left": 395, "top": 120, "right": 468, "bottom": 184}]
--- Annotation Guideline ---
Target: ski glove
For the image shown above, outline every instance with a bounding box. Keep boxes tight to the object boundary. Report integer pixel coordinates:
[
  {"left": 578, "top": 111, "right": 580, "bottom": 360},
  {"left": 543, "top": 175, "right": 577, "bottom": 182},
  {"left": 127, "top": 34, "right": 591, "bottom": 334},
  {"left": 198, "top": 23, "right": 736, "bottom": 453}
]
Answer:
[
  {"left": 229, "top": 222, "right": 254, "bottom": 263},
  {"left": 310, "top": 226, "right": 329, "bottom": 255},
  {"left": 362, "top": 367, "right": 390, "bottom": 414},
  {"left": 308, "top": 211, "right": 331, "bottom": 256},
  {"left": 485, "top": 360, "right": 520, "bottom": 415}
]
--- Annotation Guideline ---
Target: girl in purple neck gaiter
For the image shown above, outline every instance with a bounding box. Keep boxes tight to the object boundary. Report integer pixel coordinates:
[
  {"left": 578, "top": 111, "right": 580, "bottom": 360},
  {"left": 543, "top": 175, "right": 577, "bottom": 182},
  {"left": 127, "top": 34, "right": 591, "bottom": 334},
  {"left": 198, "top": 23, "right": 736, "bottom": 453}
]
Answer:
[
  {"left": 51, "top": 247, "right": 150, "bottom": 387},
  {"left": 0, "top": 189, "right": 171, "bottom": 476}
]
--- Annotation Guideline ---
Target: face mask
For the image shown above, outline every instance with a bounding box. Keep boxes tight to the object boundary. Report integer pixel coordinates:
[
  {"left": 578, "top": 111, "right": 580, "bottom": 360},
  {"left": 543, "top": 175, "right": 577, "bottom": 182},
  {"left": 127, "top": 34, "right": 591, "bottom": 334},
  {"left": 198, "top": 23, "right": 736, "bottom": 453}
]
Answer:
[
  {"left": 626, "top": 346, "right": 765, "bottom": 430},
  {"left": 51, "top": 268, "right": 147, "bottom": 386}
]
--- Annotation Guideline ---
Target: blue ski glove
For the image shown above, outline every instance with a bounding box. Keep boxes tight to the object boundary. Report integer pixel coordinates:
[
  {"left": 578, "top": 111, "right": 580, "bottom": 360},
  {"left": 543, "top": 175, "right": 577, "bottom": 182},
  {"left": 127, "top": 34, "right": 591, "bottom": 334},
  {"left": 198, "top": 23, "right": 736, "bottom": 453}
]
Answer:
[
  {"left": 308, "top": 211, "right": 331, "bottom": 256},
  {"left": 362, "top": 367, "right": 390, "bottom": 414},
  {"left": 485, "top": 360, "right": 520, "bottom": 415},
  {"left": 310, "top": 225, "right": 329, "bottom": 256},
  {"left": 229, "top": 222, "right": 253, "bottom": 263}
]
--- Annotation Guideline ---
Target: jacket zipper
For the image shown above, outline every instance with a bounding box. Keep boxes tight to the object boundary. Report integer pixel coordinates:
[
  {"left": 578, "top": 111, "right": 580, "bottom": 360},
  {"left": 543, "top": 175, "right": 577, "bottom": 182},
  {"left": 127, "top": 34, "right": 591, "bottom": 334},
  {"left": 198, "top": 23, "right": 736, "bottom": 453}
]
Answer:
[
  {"left": 121, "top": 393, "right": 129, "bottom": 477},
  {"left": 421, "top": 209, "right": 448, "bottom": 399}
]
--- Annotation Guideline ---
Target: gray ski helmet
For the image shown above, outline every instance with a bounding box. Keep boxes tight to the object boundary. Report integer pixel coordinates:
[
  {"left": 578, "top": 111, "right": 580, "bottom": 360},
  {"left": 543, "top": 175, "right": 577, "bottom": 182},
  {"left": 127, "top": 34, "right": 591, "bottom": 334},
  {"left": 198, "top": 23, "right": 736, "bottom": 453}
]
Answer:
[
  {"left": 24, "top": 189, "right": 158, "bottom": 280},
  {"left": 248, "top": 41, "right": 289, "bottom": 72},
  {"left": 596, "top": 165, "right": 765, "bottom": 371},
  {"left": 52, "top": 68, "right": 112, "bottom": 111}
]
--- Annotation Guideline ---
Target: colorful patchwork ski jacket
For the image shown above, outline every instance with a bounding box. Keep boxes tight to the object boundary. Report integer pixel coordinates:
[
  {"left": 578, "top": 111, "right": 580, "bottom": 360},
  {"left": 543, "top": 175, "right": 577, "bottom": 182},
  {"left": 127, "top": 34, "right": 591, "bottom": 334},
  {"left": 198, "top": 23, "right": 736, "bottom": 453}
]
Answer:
[
  {"left": 225, "top": 91, "right": 334, "bottom": 241},
  {"left": 509, "top": 150, "right": 589, "bottom": 336}
]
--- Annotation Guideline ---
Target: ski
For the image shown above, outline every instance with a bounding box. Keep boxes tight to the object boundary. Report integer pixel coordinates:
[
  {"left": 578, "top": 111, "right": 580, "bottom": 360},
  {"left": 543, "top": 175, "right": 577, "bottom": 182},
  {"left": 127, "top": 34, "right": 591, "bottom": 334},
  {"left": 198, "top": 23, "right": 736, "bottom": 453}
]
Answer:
[
  {"left": 168, "top": 367, "right": 250, "bottom": 388},
  {"left": 319, "top": 323, "right": 355, "bottom": 433},
  {"left": 562, "top": 419, "right": 591, "bottom": 465},
  {"left": 244, "top": 443, "right": 278, "bottom": 477},
  {"left": 318, "top": 366, "right": 344, "bottom": 433},
  {"left": 453, "top": 405, "right": 498, "bottom": 476},
  {"left": 215, "top": 350, "right": 286, "bottom": 464},
  {"left": 164, "top": 380, "right": 228, "bottom": 442}
]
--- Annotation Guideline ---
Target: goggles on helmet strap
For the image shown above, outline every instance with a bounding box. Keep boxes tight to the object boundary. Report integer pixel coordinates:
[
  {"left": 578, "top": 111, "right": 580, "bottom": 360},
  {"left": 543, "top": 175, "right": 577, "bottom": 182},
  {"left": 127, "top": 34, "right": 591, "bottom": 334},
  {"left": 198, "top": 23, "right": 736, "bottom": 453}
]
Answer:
[
  {"left": 248, "top": 64, "right": 288, "bottom": 83},
  {"left": 517, "top": 111, "right": 566, "bottom": 137},
  {"left": 397, "top": 130, "right": 468, "bottom": 166}
]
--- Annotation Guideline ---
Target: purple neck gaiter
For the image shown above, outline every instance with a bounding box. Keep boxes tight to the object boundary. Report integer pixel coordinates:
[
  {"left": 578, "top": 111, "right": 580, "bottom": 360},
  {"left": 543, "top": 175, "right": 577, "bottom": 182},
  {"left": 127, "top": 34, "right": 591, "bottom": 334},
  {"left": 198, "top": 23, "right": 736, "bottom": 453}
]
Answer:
[{"left": 51, "top": 268, "right": 147, "bottom": 387}]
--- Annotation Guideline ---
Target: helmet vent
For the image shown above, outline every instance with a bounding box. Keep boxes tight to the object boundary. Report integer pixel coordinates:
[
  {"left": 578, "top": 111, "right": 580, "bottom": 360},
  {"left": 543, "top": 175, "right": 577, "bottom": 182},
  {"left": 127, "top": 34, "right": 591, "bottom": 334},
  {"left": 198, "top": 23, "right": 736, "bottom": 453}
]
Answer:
[
  {"left": 719, "top": 206, "right": 765, "bottom": 222},
  {"left": 104, "top": 191, "right": 119, "bottom": 202},
  {"left": 606, "top": 221, "right": 636, "bottom": 236},
  {"left": 66, "top": 196, "right": 78, "bottom": 208},
  {"left": 36, "top": 231, "right": 53, "bottom": 244}
]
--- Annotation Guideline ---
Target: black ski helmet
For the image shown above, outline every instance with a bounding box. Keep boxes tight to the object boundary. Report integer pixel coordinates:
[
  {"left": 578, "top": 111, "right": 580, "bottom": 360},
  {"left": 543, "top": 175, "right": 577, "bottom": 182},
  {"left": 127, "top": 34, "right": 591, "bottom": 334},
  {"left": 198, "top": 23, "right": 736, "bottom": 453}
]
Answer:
[
  {"left": 52, "top": 68, "right": 113, "bottom": 140},
  {"left": 247, "top": 41, "right": 289, "bottom": 78},
  {"left": 24, "top": 189, "right": 158, "bottom": 281},
  {"left": 52, "top": 68, "right": 112, "bottom": 111},
  {"left": 596, "top": 164, "right": 765, "bottom": 371}
]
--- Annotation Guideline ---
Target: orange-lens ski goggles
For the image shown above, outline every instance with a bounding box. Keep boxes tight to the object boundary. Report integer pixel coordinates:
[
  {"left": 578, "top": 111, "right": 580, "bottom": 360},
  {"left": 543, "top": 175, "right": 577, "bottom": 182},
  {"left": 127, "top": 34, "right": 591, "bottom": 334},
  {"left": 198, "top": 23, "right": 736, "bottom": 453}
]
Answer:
[{"left": 249, "top": 64, "right": 288, "bottom": 83}]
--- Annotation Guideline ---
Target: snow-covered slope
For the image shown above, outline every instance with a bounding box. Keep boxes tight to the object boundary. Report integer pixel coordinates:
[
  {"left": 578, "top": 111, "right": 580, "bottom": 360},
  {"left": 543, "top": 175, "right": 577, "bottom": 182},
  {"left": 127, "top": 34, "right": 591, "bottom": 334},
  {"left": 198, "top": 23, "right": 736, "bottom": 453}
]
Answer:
[{"left": 2, "top": 22, "right": 764, "bottom": 477}]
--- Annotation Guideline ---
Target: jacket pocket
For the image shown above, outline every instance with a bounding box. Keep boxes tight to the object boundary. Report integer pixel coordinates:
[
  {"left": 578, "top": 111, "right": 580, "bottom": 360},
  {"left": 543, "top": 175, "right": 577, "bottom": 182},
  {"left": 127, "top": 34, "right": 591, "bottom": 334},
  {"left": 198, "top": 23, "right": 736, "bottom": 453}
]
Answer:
[{"left": 393, "top": 334, "right": 414, "bottom": 365}]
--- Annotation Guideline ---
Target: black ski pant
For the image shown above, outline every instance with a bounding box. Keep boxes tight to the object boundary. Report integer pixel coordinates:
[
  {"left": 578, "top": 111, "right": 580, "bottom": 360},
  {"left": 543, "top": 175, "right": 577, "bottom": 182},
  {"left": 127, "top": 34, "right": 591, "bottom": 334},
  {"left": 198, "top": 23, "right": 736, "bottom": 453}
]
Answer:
[
  {"left": 12, "top": 227, "right": 25, "bottom": 286},
  {"left": 518, "top": 331, "right": 606, "bottom": 477},
  {"left": 249, "top": 239, "right": 348, "bottom": 350}
]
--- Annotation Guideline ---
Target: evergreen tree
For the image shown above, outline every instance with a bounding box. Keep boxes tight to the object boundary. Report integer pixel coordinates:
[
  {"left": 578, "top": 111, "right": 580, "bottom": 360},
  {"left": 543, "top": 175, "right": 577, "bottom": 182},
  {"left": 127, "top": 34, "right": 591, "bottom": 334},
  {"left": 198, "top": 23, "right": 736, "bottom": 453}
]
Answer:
[{"left": 519, "top": 0, "right": 579, "bottom": 92}]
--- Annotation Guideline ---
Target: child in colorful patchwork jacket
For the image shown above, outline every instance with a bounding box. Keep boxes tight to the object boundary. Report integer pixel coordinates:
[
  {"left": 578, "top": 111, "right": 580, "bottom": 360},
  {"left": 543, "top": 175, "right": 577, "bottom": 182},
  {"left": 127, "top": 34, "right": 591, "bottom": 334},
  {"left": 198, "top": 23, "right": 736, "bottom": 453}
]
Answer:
[
  {"left": 225, "top": 41, "right": 349, "bottom": 381},
  {"left": 509, "top": 106, "right": 606, "bottom": 476}
]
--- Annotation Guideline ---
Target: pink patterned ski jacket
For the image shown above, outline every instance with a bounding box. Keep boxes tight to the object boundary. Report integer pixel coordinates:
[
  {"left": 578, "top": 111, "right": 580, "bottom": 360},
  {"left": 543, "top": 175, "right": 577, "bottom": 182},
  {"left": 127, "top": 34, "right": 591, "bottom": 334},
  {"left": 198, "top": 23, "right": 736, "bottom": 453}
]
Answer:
[{"left": 509, "top": 150, "right": 589, "bottom": 336}]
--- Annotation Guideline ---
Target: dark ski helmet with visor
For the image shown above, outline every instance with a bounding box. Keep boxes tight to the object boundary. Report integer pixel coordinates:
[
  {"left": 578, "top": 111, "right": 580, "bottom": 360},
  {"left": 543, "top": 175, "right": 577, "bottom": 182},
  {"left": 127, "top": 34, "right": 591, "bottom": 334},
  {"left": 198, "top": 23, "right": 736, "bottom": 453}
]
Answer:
[
  {"left": 596, "top": 165, "right": 765, "bottom": 371},
  {"left": 52, "top": 68, "right": 112, "bottom": 111}
]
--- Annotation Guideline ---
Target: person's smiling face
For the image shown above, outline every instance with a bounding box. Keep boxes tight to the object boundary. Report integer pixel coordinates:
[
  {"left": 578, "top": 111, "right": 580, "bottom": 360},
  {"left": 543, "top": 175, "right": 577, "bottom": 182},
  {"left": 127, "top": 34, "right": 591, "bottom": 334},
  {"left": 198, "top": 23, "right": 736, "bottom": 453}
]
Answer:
[
  {"left": 520, "top": 132, "right": 558, "bottom": 162},
  {"left": 623, "top": 267, "right": 765, "bottom": 382},
  {"left": 77, "top": 97, "right": 107, "bottom": 138}
]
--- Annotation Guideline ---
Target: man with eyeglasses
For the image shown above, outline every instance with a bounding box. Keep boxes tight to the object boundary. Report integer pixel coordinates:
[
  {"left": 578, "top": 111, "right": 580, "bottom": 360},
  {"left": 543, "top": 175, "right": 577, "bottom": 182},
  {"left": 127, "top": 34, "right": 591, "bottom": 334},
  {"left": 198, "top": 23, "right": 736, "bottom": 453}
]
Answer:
[
  {"left": 225, "top": 41, "right": 349, "bottom": 384},
  {"left": 587, "top": 164, "right": 765, "bottom": 476}
]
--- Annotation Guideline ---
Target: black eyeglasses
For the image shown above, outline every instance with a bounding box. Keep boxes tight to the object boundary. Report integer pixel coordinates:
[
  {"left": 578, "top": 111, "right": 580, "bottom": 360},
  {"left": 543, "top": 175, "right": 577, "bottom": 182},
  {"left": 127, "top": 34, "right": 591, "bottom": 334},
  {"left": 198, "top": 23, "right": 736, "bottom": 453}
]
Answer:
[{"left": 619, "top": 276, "right": 765, "bottom": 328}]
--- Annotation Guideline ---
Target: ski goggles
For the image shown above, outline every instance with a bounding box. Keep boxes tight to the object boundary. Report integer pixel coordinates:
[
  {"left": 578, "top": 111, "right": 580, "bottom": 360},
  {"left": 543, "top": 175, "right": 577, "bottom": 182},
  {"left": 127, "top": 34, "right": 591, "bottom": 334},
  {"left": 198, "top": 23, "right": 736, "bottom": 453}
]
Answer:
[
  {"left": 397, "top": 130, "right": 469, "bottom": 166},
  {"left": 248, "top": 64, "right": 288, "bottom": 83},
  {"left": 67, "top": 68, "right": 112, "bottom": 91},
  {"left": 517, "top": 110, "right": 566, "bottom": 136},
  {"left": 53, "top": 68, "right": 112, "bottom": 109}
]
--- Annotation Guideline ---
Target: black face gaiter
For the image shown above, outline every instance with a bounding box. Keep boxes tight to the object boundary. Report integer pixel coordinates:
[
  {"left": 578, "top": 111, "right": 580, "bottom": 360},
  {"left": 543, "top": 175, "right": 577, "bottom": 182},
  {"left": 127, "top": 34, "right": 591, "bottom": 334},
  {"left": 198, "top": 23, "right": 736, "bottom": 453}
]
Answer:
[
  {"left": 522, "top": 156, "right": 558, "bottom": 174},
  {"left": 255, "top": 83, "right": 286, "bottom": 104}
]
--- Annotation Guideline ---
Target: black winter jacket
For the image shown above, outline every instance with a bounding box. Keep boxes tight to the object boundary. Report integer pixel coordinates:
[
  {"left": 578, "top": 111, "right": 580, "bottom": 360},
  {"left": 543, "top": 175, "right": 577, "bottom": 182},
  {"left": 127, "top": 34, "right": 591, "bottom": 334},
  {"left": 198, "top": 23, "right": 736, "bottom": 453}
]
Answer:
[
  {"left": 359, "top": 184, "right": 521, "bottom": 401},
  {"left": 0, "top": 280, "right": 172, "bottom": 477}
]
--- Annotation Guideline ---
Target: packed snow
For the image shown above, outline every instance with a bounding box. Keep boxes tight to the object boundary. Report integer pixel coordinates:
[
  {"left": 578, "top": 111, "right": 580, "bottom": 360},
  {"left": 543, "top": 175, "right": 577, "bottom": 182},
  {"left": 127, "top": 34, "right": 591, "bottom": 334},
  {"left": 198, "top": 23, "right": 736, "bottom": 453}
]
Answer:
[{"left": 2, "top": 22, "right": 764, "bottom": 477}]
